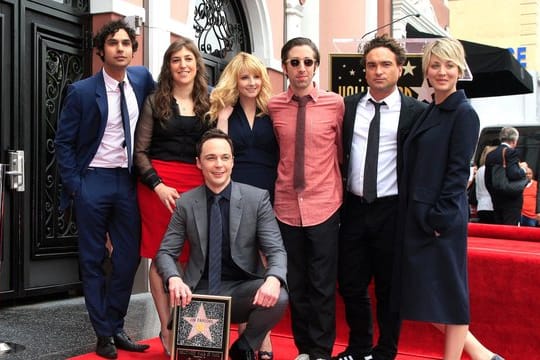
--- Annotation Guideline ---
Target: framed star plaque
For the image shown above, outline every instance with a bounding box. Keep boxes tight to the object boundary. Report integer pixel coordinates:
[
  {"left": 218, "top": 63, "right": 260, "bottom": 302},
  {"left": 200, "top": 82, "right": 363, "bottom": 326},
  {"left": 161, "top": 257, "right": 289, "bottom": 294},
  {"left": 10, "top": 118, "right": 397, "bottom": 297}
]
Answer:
[{"left": 171, "top": 294, "right": 232, "bottom": 360}]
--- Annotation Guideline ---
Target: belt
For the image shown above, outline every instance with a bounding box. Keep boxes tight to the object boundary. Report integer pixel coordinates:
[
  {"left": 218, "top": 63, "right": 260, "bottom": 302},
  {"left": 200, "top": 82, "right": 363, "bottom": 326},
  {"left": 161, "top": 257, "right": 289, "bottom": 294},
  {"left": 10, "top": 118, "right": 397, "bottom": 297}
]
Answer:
[
  {"left": 86, "top": 167, "right": 130, "bottom": 174},
  {"left": 347, "top": 192, "right": 398, "bottom": 204}
]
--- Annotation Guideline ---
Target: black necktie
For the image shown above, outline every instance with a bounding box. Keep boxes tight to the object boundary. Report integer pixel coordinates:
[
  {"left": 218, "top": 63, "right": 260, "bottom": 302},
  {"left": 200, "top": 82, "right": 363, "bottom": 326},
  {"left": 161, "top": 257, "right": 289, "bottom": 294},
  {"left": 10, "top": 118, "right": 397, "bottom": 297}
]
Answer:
[
  {"left": 363, "top": 99, "right": 385, "bottom": 203},
  {"left": 292, "top": 95, "right": 310, "bottom": 192},
  {"left": 208, "top": 195, "right": 222, "bottom": 295},
  {"left": 118, "top": 81, "right": 132, "bottom": 171}
]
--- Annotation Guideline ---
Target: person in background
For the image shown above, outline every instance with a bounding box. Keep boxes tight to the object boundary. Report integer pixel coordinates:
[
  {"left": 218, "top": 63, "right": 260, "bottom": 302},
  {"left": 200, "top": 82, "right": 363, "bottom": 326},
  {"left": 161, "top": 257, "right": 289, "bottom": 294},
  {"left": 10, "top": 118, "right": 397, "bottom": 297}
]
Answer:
[
  {"left": 395, "top": 37, "right": 503, "bottom": 360},
  {"left": 520, "top": 168, "right": 540, "bottom": 227},
  {"left": 485, "top": 127, "right": 529, "bottom": 225},
  {"left": 208, "top": 51, "right": 278, "bottom": 360},
  {"left": 269, "top": 37, "right": 344, "bottom": 360},
  {"left": 334, "top": 34, "right": 427, "bottom": 360},
  {"left": 55, "top": 19, "right": 155, "bottom": 359},
  {"left": 155, "top": 129, "right": 289, "bottom": 360},
  {"left": 475, "top": 146, "right": 497, "bottom": 224},
  {"left": 133, "top": 38, "right": 211, "bottom": 356}
]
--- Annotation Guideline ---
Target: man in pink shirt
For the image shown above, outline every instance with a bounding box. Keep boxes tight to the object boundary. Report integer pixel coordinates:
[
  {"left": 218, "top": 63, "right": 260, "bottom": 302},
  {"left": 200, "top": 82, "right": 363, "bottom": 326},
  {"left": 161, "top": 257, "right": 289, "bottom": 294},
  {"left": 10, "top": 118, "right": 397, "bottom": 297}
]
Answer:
[{"left": 268, "top": 37, "right": 344, "bottom": 360}]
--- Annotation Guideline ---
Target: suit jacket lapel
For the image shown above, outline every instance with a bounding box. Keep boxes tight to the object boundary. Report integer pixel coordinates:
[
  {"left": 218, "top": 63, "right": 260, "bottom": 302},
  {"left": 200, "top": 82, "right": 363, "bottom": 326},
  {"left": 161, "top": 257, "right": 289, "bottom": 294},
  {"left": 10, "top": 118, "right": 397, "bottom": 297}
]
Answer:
[
  {"left": 95, "top": 71, "right": 109, "bottom": 135},
  {"left": 126, "top": 68, "right": 144, "bottom": 108},
  {"left": 343, "top": 93, "right": 364, "bottom": 155},
  {"left": 229, "top": 182, "right": 243, "bottom": 246},
  {"left": 192, "top": 187, "right": 209, "bottom": 258}
]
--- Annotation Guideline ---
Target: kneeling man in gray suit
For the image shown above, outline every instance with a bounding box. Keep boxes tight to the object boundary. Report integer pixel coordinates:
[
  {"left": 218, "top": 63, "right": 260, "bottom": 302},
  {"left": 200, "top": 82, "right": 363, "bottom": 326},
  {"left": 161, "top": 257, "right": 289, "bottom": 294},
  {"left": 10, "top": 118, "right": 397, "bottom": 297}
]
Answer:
[{"left": 155, "top": 128, "right": 288, "bottom": 360}]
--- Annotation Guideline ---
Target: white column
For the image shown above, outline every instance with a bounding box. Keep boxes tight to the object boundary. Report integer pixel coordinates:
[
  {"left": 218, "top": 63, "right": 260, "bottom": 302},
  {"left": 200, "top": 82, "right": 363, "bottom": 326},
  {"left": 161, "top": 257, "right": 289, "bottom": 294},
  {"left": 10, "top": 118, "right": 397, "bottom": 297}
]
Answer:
[
  {"left": 285, "top": 0, "right": 304, "bottom": 40},
  {"left": 146, "top": 0, "right": 172, "bottom": 77}
]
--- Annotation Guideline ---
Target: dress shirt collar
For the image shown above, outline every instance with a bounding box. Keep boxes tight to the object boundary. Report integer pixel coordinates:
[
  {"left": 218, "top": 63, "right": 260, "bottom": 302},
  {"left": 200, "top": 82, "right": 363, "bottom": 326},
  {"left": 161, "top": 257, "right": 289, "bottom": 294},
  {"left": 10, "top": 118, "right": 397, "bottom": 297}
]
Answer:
[
  {"left": 363, "top": 87, "right": 400, "bottom": 110},
  {"left": 205, "top": 181, "right": 232, "bottom": 202},
  {"left": 102, "top": 68, "right": 130, "bottom": 92},
  {"left": 286, "top": 82, "right": 319, "bottom": 103}
]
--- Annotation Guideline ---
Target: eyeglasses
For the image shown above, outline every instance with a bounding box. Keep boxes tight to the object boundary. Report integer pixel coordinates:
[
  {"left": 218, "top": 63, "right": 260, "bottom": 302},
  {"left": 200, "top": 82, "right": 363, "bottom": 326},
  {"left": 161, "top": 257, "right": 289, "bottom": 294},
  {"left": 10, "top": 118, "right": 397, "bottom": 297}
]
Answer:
[{"left": 285, "top": 58, "right": 316, "bottom": 67}]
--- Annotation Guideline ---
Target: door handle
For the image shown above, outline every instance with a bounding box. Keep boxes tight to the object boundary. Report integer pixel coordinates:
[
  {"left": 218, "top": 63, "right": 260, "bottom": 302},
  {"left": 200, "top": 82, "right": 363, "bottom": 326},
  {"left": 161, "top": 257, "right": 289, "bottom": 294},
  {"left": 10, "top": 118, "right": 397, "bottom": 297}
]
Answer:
[{"left": 6, "top": 150, "right": 25, "bottom": 192}]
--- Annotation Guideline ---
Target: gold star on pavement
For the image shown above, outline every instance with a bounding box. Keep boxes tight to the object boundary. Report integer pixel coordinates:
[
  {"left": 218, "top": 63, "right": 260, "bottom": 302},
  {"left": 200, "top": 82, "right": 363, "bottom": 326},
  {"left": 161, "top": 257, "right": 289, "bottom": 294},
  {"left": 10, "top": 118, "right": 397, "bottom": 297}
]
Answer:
[{"left": 184, "top": 304, "right": 219, "bottom": 341}]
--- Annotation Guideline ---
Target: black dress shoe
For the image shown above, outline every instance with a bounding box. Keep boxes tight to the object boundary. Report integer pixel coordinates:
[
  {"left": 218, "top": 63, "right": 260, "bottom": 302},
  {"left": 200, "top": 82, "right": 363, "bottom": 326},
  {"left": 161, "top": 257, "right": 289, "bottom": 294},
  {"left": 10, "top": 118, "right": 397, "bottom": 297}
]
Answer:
[
  {"left": 96, "top": 336, "right": 117, "bottom": 359},
  {"left": 113, "top": 330, "right": 150, "bottom": 352},
  {"left": 229, "top": 338, "right": 256, "bottom": 360}
]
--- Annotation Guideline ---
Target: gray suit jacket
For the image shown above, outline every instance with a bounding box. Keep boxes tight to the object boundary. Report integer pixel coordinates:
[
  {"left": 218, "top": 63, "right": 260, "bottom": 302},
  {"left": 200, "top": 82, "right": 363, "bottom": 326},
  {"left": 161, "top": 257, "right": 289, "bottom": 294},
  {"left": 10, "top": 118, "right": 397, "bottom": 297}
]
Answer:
[{"left": 155, "top": 181, "right": 287, "bottom": 290}]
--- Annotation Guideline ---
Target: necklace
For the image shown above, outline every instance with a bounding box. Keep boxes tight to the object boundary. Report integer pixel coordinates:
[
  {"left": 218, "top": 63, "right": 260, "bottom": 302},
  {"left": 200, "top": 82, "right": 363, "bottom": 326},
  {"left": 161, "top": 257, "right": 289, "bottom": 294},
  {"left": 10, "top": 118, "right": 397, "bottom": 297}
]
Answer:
[{"left": 175, "top": 97, "right": 192, "bottom": 113}]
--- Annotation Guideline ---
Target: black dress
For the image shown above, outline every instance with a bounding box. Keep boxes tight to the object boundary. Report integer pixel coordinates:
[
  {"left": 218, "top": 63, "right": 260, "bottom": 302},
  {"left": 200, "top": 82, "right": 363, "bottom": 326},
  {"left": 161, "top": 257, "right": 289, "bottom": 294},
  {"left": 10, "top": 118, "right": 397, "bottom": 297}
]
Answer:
[{"left": 228, "top": 103, "right": 278, "bottom": 203}]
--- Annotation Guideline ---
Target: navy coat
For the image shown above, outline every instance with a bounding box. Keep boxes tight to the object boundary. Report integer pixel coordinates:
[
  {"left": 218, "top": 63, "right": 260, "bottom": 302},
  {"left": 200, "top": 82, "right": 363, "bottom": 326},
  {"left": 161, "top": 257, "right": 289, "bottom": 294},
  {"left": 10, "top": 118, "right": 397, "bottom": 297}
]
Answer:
[{"left": 397, "top": 90, "right": 479, "bottom": 324}]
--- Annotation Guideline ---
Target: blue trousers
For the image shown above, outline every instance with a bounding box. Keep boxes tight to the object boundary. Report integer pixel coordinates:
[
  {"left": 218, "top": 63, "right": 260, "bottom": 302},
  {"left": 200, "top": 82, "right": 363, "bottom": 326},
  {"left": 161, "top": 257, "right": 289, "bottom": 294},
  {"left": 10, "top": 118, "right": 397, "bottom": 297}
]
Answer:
[{"left": 74, "top": 167, "right": 141, "bottom": 336}]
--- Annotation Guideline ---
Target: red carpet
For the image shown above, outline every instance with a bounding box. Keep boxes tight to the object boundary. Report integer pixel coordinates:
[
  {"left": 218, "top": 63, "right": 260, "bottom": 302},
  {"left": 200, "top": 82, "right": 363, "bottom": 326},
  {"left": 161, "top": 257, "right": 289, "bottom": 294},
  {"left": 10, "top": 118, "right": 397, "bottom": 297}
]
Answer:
[
  {"left": 68, "top": 330, "right": 440, "bottom": 360},
  {"left": 70, "top": 224, "right": 540, "bottom": 359}
]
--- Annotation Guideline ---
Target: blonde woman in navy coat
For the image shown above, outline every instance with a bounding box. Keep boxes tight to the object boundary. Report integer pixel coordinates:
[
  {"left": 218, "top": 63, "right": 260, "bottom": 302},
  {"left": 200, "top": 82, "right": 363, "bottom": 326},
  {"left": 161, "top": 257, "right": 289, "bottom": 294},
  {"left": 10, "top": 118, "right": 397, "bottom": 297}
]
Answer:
[{"left": 396, "top": 38, "right": 504, "bottom": 360}]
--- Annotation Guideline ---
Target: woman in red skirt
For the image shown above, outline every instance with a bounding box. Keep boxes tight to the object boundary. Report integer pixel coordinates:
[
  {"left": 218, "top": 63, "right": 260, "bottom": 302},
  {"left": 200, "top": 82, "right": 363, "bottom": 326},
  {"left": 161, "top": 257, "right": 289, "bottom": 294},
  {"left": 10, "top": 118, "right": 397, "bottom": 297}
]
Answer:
[{"left": 134, "top": 38, "right": 211, "bottom": 355}]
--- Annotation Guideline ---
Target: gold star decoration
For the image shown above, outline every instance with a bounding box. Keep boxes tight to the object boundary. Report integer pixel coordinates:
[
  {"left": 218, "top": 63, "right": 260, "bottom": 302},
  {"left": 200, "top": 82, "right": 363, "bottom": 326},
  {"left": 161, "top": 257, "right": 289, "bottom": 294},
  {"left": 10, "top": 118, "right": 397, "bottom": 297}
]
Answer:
[
  {"left": 402, "top": 61, "right": 416, "bottom": 76},
  {"left": 184, "top": 304, "right": 219, "bottom": 341}
]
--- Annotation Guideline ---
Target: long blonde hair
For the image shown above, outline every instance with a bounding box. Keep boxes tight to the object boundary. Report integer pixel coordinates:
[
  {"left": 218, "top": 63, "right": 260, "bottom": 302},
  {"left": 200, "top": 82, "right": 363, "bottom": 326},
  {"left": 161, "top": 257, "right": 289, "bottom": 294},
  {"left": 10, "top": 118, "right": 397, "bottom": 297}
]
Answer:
[{"left": 207, "top": 52, "right": 272, "bottom": 121}]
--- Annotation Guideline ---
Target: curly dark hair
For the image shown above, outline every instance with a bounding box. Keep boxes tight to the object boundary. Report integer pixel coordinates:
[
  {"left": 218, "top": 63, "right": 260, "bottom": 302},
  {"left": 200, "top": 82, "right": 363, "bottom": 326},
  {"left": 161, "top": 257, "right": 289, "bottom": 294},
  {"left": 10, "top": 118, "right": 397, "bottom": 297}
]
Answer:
[
  {"left": 154, "top": 38, "right": 210, "bottom": 122},
  {"left": 361, "top": 34, "right": 407, "bottom": 66},
  {"left": 93, "top": 19, "right": 138, "bottom": 61}
]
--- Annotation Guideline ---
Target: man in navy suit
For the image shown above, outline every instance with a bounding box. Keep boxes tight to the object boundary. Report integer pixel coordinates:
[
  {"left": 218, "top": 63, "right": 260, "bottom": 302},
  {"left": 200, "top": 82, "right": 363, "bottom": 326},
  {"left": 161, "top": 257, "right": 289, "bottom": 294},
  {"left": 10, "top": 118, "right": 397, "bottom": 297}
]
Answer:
[
  {"left": 335, "top": 35, "right": 427, "bottom": 360},
  {"left": 485, "top": 127, "right": 529, "bottom": 225},
  {"left": 55, "top": 20, "right": 154, "bottom": 359}
]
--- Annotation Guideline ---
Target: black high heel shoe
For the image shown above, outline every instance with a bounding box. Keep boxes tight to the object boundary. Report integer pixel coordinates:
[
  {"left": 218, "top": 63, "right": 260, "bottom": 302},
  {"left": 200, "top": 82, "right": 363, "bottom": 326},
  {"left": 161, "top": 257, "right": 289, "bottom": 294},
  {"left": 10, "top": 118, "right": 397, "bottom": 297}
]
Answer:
[
  {"left": 159, "top": 331, "right": 171, "bottom": 357},
  {"left": 258, "top": 350, "right": 273, "bottom": 360}
]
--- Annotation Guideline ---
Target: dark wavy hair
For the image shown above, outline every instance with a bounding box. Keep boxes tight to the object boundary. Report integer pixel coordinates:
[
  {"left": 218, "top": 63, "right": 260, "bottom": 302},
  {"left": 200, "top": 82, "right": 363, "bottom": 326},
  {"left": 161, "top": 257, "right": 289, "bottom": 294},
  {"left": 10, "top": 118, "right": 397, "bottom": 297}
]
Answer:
[
  {"left": 93, "top": 19, "right": 138, "bottom": 61},
  {"left": 361, "top": 34, "right": 407, "bottom": 66},
  {"left": 196, "top": 128, "right": 234, "bottom": 157},
  {"left": 154, "top": 38, "right": 210, "bottom": 122},
  {"left": 280, "top": 37, "right": 320, "bottom": 66}
]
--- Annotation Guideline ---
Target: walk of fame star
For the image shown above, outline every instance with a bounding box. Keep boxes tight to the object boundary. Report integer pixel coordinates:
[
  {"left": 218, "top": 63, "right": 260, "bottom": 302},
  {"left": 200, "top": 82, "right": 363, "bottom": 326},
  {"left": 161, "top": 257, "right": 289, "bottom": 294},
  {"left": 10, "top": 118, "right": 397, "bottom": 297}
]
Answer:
[{"left": 184, "top": 304, "right": 220, "bottom": 341}]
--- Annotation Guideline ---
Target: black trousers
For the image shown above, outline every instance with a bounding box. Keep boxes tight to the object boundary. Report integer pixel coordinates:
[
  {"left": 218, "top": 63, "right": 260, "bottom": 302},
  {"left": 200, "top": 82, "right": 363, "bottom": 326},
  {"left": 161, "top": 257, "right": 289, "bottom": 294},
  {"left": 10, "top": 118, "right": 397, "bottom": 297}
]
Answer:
[
  {"left": 278, "top": 211, "right": 340, "bottom": 360},
  {"left": 494, "top": 206, "right": 521, "bottom": 225},
  {"left": 338, "top": 193, "right": 400, "bottom": 360},
  {"left": 195, "top": 279, "right": 288, "bottom": 350}
]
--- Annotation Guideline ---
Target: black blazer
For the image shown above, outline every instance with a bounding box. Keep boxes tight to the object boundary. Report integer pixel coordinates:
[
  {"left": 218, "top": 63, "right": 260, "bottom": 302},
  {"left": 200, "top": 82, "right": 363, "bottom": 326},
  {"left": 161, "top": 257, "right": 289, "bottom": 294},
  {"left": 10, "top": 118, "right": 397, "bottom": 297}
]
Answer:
[
  {"left": 485, "top": 143, "right": 526, "bottom": 208},
  {"left": 342, "top": 91, "right": 428, "bottom": 190}
]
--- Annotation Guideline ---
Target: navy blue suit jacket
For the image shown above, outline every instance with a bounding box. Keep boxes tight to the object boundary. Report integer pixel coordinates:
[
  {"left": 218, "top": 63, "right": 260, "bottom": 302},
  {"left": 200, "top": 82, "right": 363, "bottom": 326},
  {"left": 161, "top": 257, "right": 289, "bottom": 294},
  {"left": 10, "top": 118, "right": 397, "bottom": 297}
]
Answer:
[{"left": 55, "top": 66, "right": 155, "bottom": 209}]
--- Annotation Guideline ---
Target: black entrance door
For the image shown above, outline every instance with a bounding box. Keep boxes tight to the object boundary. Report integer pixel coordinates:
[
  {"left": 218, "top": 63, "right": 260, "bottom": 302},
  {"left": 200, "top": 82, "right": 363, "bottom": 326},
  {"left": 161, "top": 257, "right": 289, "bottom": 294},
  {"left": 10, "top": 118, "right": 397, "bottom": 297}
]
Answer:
[{"left": 0, "top": 0, "right": 90, "bottom": 300}]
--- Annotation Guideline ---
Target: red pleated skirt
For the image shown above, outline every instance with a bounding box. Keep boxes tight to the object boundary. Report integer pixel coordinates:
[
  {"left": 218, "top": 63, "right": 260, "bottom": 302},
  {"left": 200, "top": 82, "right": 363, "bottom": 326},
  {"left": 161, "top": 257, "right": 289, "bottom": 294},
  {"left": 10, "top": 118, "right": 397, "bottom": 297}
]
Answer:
[{"left": 137, "top": 159, "right": 203, "bottom": 261}]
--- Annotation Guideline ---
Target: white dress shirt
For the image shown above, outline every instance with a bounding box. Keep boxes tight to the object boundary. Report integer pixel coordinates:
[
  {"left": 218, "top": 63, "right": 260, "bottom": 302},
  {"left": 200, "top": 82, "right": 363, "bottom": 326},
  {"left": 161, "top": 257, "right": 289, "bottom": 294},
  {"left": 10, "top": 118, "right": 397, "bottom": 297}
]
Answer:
[
  {"left": 348, "top": 88, "right": 401, "bottom": 198},
  {"left": 89, "top": 68, "right": 139, "bottom": 168}
]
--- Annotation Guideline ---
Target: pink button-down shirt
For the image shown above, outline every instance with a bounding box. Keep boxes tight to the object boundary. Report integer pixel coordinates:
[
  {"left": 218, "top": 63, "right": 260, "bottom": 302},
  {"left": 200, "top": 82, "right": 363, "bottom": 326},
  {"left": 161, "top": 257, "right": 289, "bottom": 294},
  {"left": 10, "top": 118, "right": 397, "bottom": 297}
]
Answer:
[{"left": 269, "top": 85, "right": 344, "bottom": 227}]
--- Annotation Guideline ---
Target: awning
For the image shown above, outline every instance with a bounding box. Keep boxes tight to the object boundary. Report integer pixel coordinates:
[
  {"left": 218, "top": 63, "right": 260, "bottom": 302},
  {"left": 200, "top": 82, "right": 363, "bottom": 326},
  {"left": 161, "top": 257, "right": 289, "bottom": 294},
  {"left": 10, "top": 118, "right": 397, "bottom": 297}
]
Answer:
[{"left": 406, "top": 24, "right": 534, "bottom": 98}]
